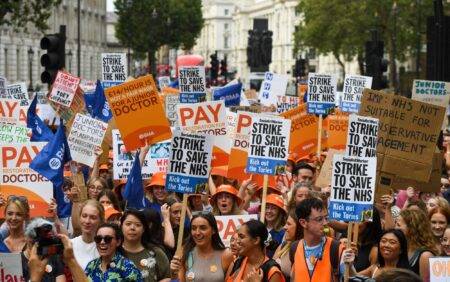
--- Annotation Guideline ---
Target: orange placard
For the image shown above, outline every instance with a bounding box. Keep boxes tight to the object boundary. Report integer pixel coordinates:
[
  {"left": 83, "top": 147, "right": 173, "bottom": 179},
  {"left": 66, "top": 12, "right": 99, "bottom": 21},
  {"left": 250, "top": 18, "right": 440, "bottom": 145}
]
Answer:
[
  {"left": 280, "top": 104, "right": 320, "bottom": 159},
  {"left": 104, "top": 75, "right": 171, "bottom": 151},
  {"left": 227, "top": 112, "right": 253, "bottom": 181},
  {"left": 324, "top": 110, "right": 349, "bottom": 150}
]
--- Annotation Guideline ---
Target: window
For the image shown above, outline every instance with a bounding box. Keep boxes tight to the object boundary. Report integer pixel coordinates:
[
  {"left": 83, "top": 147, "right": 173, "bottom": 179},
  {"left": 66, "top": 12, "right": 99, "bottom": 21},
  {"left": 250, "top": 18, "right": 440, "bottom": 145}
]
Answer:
[
  {"left": 224, "top": 23, "right": 229, "bottom": 30},
  {"left": 16, "top": 49, "right": 20, "bottom": 81},
  {"left": 224, "top": 9, "right": 229, "bottom": 16},
  {"left": 224, "top": 36, "right": 229, "bottom": 49}
]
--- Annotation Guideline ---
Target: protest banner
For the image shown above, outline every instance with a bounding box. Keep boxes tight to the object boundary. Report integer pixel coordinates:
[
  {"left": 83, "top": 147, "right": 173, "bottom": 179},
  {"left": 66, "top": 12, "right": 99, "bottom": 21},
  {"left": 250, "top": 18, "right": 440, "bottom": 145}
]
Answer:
[
  {"left": 328, "top": 154, "right": 377, "bottom": 222},
  {"left": 213, "top": 83, "right": 242, "bottom": 107},
  {"left": 324, "top": 110, "right": 349, "bottom": 151},
  {"left": 340, "top": 75, "right": 372, "bottom": 113},
  {"left": 165, "top": 93, "right": 179, "bottom": 127},
  {"left": 178, "top": 66, "right": 207, "bottom": 103},
  {"left": 0, "top": 76, "right": 6, "bottom": 96},
  {"left": 0, "top": 124, "right": 30, "bottom": 144},
  {"left": 48, "top": 71, "right": 81, "bottom": 107},
  {"left": 307, "top": 73, "right": 337, "bottom": 114},
  {"left": 68, "top": 113, "right": 108, "bottom": 167},
  {"left": 215, "top": 214, "right": 258, "bottom": 247},
  {"left": 412, "top": 79, "right": 450, "bottom": 107},
  {"left": 227, "top": 112, "right": 253, "bottom": 181},
  {"left": 6, "top": 82, "right": 29, "bottom": 106},
  {"left": 0, "top": 99, "right": 21, "bottom": 124},
  {"left": 177, "top": 100, "right": 229, "bottom": 167},
  {"left": 112, "top": 129, "right": 169, "bottom": 179},
  {"left": 158, "top": 76, "right": 171, "bottom": 89},
  {"left": 359, "top": 89, "right": 445, "bottom": 185},
  {"left": 346, "top": 114, "right": 379, "bottom": 157},
  {"left": 429, "top": 257, "right": 450, "bottom": 282},
  {"left": 0, "top": 143, "right": 52, "bottom": 217},
  {"left": 166, "top": 131, "right": 213, "bottom": 194},
  {"left": 315, "top": 149, "right": 344, "bottom": 188},
  {"left": 259, "top": 72, "right": 289, "bottom": 108},
  {"left": 101, "top": 53, "right": 127, "bottom": 88},
  {"left": 246, "top": 115, "right": 291, "bottom": 175},
  {"left": 280, "top": 104, "right": 320, "bottom": 159},
  {"left": 0, "top": 253, "right": 23, "bottom": 281},
  {"left": 104, "top": 75, "right": 172, "bottom": 151},
  {"left": 48, "top": 84, "right": 85, "bottom": 124},
  {"left": 276, "top": 95, "right": 299, "bottom": 114},
  {"left": 226, "top": 110, "right": 237, "bottom": 139}
]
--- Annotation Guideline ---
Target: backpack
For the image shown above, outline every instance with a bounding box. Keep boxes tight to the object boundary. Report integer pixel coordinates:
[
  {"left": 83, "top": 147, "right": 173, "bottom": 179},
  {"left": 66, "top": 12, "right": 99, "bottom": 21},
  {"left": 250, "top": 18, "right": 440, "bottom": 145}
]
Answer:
[
  {"left": 230, "top": 256, "right": 282, "bottom": 282},
  {"left": 289, "top": 238, "right": 341, "bottom": 278}
]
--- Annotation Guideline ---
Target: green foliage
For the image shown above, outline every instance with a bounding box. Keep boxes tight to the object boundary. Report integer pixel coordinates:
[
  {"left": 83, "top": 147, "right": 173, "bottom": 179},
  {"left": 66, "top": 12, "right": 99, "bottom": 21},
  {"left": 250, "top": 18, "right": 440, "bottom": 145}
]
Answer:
[
  {"left": 0, "top": 0, "right": 62, "bottom": 32},
  {"left": 115, "top": 0, "right": 204, "bottom": 53}
]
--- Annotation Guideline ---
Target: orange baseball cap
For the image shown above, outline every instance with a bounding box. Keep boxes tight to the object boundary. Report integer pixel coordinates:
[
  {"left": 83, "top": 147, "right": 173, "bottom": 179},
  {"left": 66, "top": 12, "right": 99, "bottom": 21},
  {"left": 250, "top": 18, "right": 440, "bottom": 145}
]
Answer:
[
  {"left": 210, "top": 184, "right": 242, "bottom": 206},
  {"left": 104, "top": 206, "right": 122, "bottom": 220},
  {"left": 266, "top": 194, "right": 286, "bottom": 214},
  {"left": 99, "top": 164, "right": 109, "bottom": 170},
  {"left": 146, "top": 172, "right": 166, "bottom": 188}
]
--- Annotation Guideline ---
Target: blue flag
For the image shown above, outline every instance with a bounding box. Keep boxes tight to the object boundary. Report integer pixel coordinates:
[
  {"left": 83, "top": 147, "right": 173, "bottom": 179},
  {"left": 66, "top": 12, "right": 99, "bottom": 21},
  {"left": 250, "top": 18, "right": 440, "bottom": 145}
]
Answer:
[
  {"left": 122, "top": 151, "right": 146, "bottom": 209},
  {"left": 54, "top": 183, "right": 72, "bottom": 218},
  {"left": 213, "top": 83, "right": 242, "bottom": 107},
  {"left": 30, "top": 121, "right": 72, "bottom": 189},
  {"left": 83, "top": 88, "right": 96, "bottom": 116},
  {"left": 169, "top": 79, "right": 179, "bottom": 88},
  {"left": 27, "top": 95, "right": 54, "bottom": 142},
  {"left": 92, "top": 80, "right": 112, "bottom": 123}
]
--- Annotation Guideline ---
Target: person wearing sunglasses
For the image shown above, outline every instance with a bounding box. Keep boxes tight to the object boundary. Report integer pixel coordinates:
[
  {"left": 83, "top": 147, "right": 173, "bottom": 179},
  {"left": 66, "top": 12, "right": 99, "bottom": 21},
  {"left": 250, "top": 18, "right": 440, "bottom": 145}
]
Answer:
[
  {"left": 85, "top": 223, "right": 142, "bottom": 281},
  {"left": 1, "top": 195, "right": 30, "bottom": 253},
  {"left": 120, "top": 209, "right": 171, "bottom": 282}
]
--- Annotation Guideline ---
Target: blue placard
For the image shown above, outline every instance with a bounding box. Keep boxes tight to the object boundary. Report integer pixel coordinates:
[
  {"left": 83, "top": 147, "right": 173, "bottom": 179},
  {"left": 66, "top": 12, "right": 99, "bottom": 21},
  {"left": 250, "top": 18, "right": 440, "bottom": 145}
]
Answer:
[
  {"left": 102, "top": 81, "right": 122, "bottom": 89},
  {"left": 180, "top": 93, "right": 206, "bottom": 103},
  {"left": 339, "top": 101, "right": 359, "bottom": 113},
  {"left": 213, "top": 83, "right": 242, "bottom": 107},
  {"left": 307, "top": 102, "right": 335, "bottom": 114}
]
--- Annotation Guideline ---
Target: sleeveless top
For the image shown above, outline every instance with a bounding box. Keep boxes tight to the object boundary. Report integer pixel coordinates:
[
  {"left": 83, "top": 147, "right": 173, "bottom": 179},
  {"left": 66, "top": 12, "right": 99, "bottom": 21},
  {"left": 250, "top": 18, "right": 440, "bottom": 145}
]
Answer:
[{"left": 185, "top": 248, "right": 224, "bottom": 282}]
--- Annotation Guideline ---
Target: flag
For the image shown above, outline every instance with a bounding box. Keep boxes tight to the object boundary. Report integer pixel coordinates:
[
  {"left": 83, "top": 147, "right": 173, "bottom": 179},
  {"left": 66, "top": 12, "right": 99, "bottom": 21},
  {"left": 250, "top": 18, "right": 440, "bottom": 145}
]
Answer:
[
  {"left": 92, "top": 80, "right": 112, "bottom": 123},
  {"left": 30, "top": 121, "right": 72, "bottom": 189},
  {"left": 122, "top": 151, "right": 146, "bottom": 209},
  {"left": 54, "top": 183, "right": 72, "bottom": 218},
  {"left": 169, "top": 79, "right": 179, "bottom": 89},
  {"left": 83, "top": 87, "right": 96, "bottom": 116},
  {"left": 213, "top": 82, "right": 242, "bottom": 107},
  {"left": 27, "top": 95, "right": 54, "bottom": 142}
]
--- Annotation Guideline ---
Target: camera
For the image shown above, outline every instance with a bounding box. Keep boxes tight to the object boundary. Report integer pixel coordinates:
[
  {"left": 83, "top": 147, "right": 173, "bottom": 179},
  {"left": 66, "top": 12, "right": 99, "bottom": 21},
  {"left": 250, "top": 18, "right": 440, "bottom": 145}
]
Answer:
[{"left": 35, "top": 224, "right": 64, "bottom": 257}]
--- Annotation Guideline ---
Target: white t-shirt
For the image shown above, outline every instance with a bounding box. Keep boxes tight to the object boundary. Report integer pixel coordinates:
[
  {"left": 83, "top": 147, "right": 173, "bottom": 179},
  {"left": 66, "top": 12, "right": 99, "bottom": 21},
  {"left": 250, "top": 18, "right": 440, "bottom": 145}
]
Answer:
[{"left": 71, "top": 236, "right": 99, "bottom": 270}]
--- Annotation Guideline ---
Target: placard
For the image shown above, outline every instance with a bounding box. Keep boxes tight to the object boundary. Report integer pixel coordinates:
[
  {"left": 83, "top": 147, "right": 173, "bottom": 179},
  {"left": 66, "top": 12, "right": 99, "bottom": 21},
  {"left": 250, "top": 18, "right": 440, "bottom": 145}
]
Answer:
[
  {"left": 104, "top": 75, "right": 172, "bottom": 151},
  {"left": 246, "top": 115, "right": 291, "bottom": 175},
  {"left": 315, "top": 149, "right": 344, "bottom": 188},
  {"left": 101, "top": 53, "right": 127, "bottom": 88},
  {"left": 112, "top": 129, "right": 169, "bottom": 179},
  {"left": 227, "top": 112, "right": 253, "bottom": 181},
  {"left": 0, "top": 99, "right": 21, "bottom": 124},
  {"left": 340, "top": 75, "right": 372, "bottom": 113},
  {"left": 158, "top": 76, "right": 171, "bottom": 89},
  {"left": 0, "top": 143, "right": 52, "bottom": 218},
  {"left": 0, "top": 253, "right": 23, "bottom": 280},
  {"left": 166, "top": 131, "right": 213, "bottom": 194},
  {"left": 48, "top": 71, "right": 80, "bottom": 107},
  {"left": 213, "top": 83, "right": 242, "bottom": 107},
  {"left": 412, "top": 79, "right": 450, "bottom": 107},
  {"left": 0, "top": 124, "right": 30, "bottom": 144},
  {"left": 276, "top": 96, "right": 299, "bottom": 114},
  {"left": 177, "top": 100, "right": 229, "bottom": 167},
  {"left": 307, "top": 73, "right": 337, "bottom": 114},
  {"left": 324, "top": 110, "right": 349, "bottom": 151},
  {"left": 178, "top": 66, "right": 206, "bottom": 103},
  {"left": 346, "top": 114, "right": 379, "bottom": 157},
  {"left": 215, "top": 214, "right": 258, "bottom": 247},
  {"left": 259, "top": 72, "right": 289, "bottom": 108},
  {"left": 165, "top": 94, "right": 179, "bottom": 127},
  {"left": 68, "top": 114, "right": 107, "bottom": 167},
  {"left": 6, "top": 82, "right": 29, "bottom": 106},
  {"left": 328, "top": 154, "right": 377, "bottom": 222},
  {"left": 429, "top": 257, "right": 450, "bottom": 282}
]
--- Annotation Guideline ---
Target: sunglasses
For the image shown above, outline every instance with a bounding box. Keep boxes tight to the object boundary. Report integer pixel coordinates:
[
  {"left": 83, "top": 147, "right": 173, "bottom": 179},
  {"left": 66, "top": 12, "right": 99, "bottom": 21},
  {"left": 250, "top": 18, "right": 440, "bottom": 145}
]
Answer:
[
  {"left": 7, "top": 195, "right": 28, "bottom": 204},
  {"left": 94, "top": 235, "right": 114, "bottom": 244}
]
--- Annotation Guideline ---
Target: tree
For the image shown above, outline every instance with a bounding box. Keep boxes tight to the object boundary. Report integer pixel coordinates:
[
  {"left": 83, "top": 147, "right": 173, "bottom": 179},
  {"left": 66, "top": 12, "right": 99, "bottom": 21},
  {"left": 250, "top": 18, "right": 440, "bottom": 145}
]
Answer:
[
  {"left": 293, "top": 0, "right": 433, "bottom": 90},
  {"left": 0, "top": 0, "right": 62, "bottom": 32},
  {"left": 115, "top": 0, "right": 204, "bottom": 75}
]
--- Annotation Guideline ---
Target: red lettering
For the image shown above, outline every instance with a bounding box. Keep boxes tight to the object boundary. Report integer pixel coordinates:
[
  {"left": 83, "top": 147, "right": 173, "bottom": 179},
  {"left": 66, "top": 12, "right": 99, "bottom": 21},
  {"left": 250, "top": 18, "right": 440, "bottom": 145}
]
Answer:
[
  {"left": 179, "top": 108, "right": 194, "bottom": 126},
  {"left": 237, "top": 114, "right": 252, "bottom": 133},
  {"left": 2, "top": 147, "right": 16, "bottom": 168}
]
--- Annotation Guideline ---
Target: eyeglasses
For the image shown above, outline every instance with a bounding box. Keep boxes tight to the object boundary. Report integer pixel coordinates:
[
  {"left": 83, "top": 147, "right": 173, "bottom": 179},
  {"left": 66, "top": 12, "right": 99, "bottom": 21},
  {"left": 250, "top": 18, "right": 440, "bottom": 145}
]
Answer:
[
  {"left": 307, "top": 215, "right": 328, "bottom": 223},
  {"left": 94, "top": 235, "right": 114, "bottom": 244},
  {"left": 7, "top": 195, "right": 28, "bottom": 204},
  {"left": 442, "top": 184, "right": 450, "bottom": 189}
]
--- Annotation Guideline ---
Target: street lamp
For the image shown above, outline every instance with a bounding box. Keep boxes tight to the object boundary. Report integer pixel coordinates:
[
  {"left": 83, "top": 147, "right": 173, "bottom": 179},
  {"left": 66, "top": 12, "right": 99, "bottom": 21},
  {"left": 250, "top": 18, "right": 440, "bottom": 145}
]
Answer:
[
  {"left": 27, "top": 47, "right": 34, "bottom": 92},
  {"left": 67, "top": 50, "right": 73, "bottom": 73}
]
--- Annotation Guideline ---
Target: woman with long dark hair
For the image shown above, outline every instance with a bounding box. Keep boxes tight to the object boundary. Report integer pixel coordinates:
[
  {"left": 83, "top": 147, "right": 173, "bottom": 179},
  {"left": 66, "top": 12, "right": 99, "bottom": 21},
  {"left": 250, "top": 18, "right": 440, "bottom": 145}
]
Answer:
[
  {"left": 120, "top": 209, "right": 171, "bottom": 282},
  {"left": 170, "top": 212, "right": 233, "bottom": 282}
]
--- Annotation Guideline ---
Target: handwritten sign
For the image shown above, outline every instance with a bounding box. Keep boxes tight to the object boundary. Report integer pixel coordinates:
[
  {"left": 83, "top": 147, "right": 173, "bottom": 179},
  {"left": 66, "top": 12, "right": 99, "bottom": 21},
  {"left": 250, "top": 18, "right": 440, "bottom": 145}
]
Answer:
[
  {"left": 307, "top": 73, "right": 337, "bottom": 114},
  {"left": 6, "top": 82, "right": 29, "bottom": 106},
  {"left": 0, "top": 124, "right": 30, "bottom": 144},
  {"left": 340, "top": 75, "right": 372, "bottom": 113},
  {"left": 0, "top": 253, "right": 23, "bottom": 281},
  {"left": 412, "top": 79, "right": 450, "bottom": 107},
  {"left": 276, "top": 96, "right": 299, "bottom": 114},
  {"left": 48, "top": 71, "right": 80, "bottom": 107}
]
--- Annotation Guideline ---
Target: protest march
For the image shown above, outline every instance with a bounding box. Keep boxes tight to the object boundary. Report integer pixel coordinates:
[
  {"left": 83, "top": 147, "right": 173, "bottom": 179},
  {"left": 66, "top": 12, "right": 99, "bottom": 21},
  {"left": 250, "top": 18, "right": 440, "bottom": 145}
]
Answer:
[{"left": 0, "top": 30, "right": 450, "bottom": 282}]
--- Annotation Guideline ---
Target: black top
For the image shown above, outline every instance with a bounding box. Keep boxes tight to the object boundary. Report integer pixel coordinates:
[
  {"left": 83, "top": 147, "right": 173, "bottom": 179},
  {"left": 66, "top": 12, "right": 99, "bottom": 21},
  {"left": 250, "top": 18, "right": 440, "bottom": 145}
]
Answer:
[{"left": 21, "top": 253, "right": 65, "bottom": 282}]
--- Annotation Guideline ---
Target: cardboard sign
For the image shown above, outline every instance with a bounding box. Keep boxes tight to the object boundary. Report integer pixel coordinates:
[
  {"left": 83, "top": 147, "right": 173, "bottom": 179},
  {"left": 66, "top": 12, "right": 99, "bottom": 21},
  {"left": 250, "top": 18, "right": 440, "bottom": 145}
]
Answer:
[
  {"left": 0, "top": 253, "right": 23, "bottom": 280},
  {"left": 315, "top": 149, "right": 344, "bottom": 188},
  {"left": 166, "top": 131, "right": 213, "bottom": 194},
  {"left": 112, "top": 129, "right": 169, "bottom": 179},
  {"left": 412, "top": 79, "right": 450, "bottom": 107},
  {"left": 158, "top": 76, "right": 171, "bottom": 89},
  {"left": 307, "top": 73, "right": 337, "bottom": 114},
  {"left": 247, "top": 115, "right": 291, "bottom": 175},
  {"left": 359, "top": 89, "right": 445, "bottom": 183},
  {"left": 68, "top": 114, "right": 107, "bottom": 167},
  {"left": 178, "top": 66, "right": 207, "bottom": 103},
  {"left": 346, "top": 115, "right": 379, "bottom": 157},
  {"left": 101, "top": 53, "right": 127, "bottom": 88},
  {"left": 340, "top": 75, "right": 373, "bottom": 113},
  {"left": 6, "top": 82, "right": 29, "bottom": 106},
  {"left": 47, "top": 85, "right": 84, "bottom": 124},
  {"left": 276, "top": 96, "right": 299, "bottom": 114},
  {"left": 0, "top": 99, "right": 21, "bottom": 124},
  {"left": 259, "top": 72, "right": 289, "bottom": 108},
  {"left": 328, "top": 154, "right": 377, "bottom": 222},
  {"left": 0, "top": 124, "right": 30, "bottom": 144},
  {"left": 48, "top": 71, "right": 81, "bottom": 107},
  {"left": 177, "top": 100, "right": 229, "bottom": 167},
  {"left": 0, "top": 143, "right": 52, "bottom": 218},
  {"left": 324, "top": 111, "right": 349, "bottom": 150},
  {"left": 280, "top": 104, "right": 319, "bottom": 158},
  {"left": 215, "top": 214, "right": 258, "bottom": 247},
  {"left": 429, "top": 257, "right": 450, "bottom": 282},
  {"left": 227, "top": 112, "right": 253, "bottom": 181},
  {"left": 104, "top": 75, "right": 171, "bottom": 151},
  {"left": 165, "top": 93, "right": 179, "bottom": 127}
]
